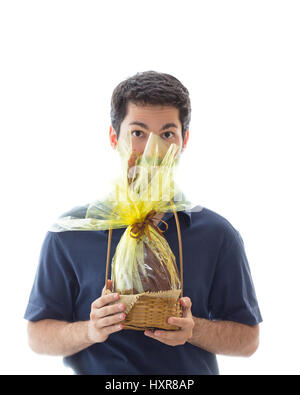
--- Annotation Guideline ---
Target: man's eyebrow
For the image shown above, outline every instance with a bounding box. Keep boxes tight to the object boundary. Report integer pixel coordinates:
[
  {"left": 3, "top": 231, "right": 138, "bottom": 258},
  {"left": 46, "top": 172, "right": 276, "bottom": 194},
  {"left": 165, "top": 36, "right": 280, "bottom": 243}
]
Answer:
[{"left": 129, "top": 121, "right": 179, "bottom": 131}]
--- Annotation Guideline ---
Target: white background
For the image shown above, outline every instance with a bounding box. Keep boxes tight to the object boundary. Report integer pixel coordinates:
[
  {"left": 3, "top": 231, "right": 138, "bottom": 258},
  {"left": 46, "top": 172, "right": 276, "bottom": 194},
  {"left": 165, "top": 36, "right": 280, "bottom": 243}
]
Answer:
[{"left": 1, "top": 0, "right": 299, "bottom": 375}]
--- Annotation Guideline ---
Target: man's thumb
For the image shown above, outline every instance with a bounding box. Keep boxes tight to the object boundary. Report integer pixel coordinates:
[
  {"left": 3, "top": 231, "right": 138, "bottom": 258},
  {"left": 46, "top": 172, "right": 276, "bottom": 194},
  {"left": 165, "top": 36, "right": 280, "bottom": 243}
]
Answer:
[{"left": 102, "top": 279, "right": 113, "bottom": 296}]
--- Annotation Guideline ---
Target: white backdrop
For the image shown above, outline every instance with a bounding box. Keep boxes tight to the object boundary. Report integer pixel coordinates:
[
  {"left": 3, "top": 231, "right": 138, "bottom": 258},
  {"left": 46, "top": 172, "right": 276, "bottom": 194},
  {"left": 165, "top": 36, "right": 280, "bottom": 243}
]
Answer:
[{"left": 1, "top": 0, "right": 299, "bottom": 375}]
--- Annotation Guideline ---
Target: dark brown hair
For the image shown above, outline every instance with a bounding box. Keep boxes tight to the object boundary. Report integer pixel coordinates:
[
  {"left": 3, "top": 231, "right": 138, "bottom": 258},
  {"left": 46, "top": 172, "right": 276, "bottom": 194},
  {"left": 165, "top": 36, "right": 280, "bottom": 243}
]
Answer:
[{"left": 110, "top": 70, "right": 191, "bottom": 140}]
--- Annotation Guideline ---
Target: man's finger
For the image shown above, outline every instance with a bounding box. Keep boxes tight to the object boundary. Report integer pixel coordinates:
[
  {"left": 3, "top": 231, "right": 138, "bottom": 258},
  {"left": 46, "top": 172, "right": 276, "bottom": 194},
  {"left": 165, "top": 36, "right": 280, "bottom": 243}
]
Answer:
[
  {"left": 167, "top": 316, "right": 192, "bottom": 328},
  {"left": 180, "top": 297, "right": 192, "bottom": 309},
  {"left": 180, "top": 297, "right": 193, "bottom": 318},
  {"left": 92, "top": 292, "right": 119, "bottom": 309}
]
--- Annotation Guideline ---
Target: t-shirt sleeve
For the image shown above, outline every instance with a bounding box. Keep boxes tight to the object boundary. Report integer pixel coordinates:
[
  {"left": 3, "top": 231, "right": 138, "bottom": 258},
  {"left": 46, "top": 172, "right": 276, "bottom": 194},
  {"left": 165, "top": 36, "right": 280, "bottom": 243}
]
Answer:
[
  {"left": 208, "top": 226, "right": 263, "bottom": 326},
  {"left": 24, "top": 231, "right": 77, "bottom": 322}
]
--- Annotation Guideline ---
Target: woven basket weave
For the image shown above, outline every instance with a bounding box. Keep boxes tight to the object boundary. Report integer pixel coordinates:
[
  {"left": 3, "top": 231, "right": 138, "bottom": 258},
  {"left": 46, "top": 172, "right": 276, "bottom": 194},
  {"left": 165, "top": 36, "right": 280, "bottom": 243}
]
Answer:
[{"left": 105, "top": 199, "right": 184, "bottom": 331}]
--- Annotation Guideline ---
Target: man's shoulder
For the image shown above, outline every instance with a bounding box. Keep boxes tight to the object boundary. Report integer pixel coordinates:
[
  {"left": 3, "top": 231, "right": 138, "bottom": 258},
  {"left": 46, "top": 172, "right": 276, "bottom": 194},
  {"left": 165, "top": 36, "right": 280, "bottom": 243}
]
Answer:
[
  {"left": 191, "top": 205, "right": 235, "bottom": 227},
  {"left": 47, "top": 202, "right": 91, "bottom": 241},
  {"left": 58, "top": 203, "right": 90, "bottom": 219},
  {"left": 191, "top": 205, "right": 241, "bottom": 243}
]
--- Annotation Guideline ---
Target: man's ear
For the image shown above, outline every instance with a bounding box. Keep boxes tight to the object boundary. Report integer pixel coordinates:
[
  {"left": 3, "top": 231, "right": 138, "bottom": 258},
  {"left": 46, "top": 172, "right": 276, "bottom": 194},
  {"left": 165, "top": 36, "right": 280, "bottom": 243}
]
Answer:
[
  {"left": 182, "top": 129, "right": 189, "bottom": 152},
  {"left": 109, "top": 125, "right": 118, "bottom": 149}
]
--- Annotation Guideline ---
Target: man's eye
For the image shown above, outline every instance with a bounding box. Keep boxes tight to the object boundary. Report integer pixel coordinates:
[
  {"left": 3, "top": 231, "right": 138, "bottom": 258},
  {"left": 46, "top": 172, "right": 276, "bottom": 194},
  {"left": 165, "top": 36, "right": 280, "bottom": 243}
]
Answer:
[
  {"left": 131, "top": 130, "right": 144, "bottom": 137},
  {"left": 163, "top": 132, "right": 175, "bottom": 139}
]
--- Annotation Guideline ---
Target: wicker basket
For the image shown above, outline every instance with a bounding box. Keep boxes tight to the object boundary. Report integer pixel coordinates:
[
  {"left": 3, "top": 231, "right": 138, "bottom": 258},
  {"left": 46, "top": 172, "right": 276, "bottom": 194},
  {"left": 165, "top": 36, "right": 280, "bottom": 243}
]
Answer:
[{"left": 104, "top": 199, "right": 184, "bottom": 331}]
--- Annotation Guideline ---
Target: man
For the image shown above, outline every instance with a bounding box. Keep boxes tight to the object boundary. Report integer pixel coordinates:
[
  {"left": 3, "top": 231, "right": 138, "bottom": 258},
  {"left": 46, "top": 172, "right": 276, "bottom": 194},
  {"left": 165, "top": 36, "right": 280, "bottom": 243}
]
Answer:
[{"left": 24, "top": 70, "right": 262, "bottom": 375}]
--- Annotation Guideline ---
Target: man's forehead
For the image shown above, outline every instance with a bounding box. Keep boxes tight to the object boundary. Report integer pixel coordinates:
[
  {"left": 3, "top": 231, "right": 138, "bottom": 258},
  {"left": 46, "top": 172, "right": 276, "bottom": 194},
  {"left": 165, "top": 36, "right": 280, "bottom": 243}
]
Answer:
[{"left": 124, "top": 102, "right": 180, "bottom": 125}]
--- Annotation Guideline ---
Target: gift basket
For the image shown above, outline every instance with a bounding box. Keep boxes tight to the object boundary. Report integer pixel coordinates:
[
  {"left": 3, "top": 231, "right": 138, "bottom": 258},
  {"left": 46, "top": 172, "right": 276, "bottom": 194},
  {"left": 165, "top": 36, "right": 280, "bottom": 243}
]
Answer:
[{"left": 50, "top": 129, "right": 194, "bottom": 331}]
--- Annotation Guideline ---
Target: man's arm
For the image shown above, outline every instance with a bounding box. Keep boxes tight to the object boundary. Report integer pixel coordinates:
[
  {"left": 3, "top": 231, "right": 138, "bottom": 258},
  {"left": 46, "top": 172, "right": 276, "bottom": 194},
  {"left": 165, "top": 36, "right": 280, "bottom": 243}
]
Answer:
[
  {"left": 27, "top": 319, "right": 93, "bottom": 357},
  {"left": 27, "top": 285, "right": 126, "bottom": 358},
  {"left": 188, "top": 317, "right": 259, "bottom": 357}
]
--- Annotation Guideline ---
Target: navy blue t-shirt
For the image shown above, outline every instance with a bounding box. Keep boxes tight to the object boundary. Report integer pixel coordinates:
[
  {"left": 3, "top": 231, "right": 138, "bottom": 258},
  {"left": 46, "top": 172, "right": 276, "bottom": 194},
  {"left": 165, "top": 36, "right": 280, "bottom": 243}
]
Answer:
[{"left": 24, "top": 204, "right": 262, "bottom": 375}]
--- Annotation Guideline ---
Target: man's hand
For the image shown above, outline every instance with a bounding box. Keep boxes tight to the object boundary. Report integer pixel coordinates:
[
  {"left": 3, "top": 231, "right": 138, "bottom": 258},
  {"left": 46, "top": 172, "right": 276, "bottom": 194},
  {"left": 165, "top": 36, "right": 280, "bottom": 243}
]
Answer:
[
  {"left": 88, "top": 280, "right": 126, "bottom": 344},
  {"left": 144, "top": 297, "right": 195, "bottom": 346}
]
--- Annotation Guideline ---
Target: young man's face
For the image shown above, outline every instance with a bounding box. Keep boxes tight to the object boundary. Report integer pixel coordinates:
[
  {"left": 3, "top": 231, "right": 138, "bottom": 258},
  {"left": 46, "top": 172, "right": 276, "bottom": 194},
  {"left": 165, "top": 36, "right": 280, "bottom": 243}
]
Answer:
[{"left": 109, "top": 102, "right": 189, "bottom": 159}]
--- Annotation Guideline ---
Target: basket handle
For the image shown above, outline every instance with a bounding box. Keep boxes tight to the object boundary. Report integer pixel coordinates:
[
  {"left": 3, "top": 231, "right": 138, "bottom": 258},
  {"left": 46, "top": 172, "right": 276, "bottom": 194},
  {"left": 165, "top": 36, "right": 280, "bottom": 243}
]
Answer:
[{"left": 105, "top": 199, "right": 183, "bottom": 298}]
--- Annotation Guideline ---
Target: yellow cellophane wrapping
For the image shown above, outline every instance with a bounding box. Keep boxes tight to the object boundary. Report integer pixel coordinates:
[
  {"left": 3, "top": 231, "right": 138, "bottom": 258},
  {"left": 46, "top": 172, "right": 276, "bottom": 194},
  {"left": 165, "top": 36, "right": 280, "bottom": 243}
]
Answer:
[{"left": 49, "top": 130, "right": 193, "bottom": 329}]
